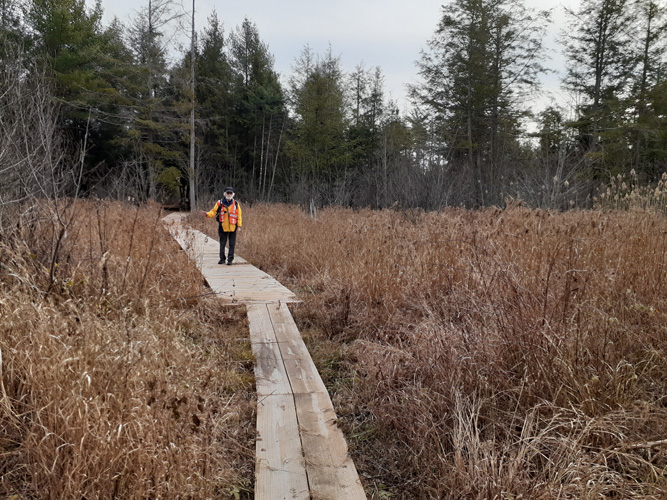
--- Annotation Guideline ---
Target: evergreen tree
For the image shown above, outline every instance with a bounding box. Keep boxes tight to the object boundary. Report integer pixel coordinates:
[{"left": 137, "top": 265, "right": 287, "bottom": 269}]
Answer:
[
  {"left": 227, "top": 17, "right": 285, "bottom": 199},
  {"left": 123, "top": 0, "right": 184, "bottom": 200},
  {"left": 25, "top": 0, "right": 112, "bottom": 118},
  {"left": 286, "top": 46, "right": 351, "bottom": 205},
  {"left": 562, "top": 0, "right": 637, "bottom": 165},
  {"left": 637, "top": 80, "right": 667, "bottom": 174},
  {"left": 517, "top": 106, "right": 585, "bottom": 209},
  {"left": 630, "top": 0, "right": 667, "bottom": 176},
  {"left": 346, "top": 64, "right": 415, "bottom": 208},
  {"left": 23, "top": 0, "right": 147, "bottom": 193},
  {"left": 374, "top": 110, "right": 414, "bottom": 207},
  {"left": 347, "top": 64, "right": 386, "bottom": 172},
  {"left": 0, "top": 0, "right": 22, "bottom": 43},
  {"left": 194, "top": 11, "right": 239, "bottom": 198},
  {"left": 0, "top": 0, "right": 25, "bottom": 95},
  {"left": 412, "top": 0, "right": 549, "bottom": 206}
]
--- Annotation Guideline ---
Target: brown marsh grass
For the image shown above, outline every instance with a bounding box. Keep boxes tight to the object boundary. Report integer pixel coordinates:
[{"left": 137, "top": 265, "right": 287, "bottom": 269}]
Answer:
[
  {"left": 226, "top": 203, "right": 667, "bottom": 499},
  {"left": 0, "top": 201, "right": 255, "bottom": 498}
]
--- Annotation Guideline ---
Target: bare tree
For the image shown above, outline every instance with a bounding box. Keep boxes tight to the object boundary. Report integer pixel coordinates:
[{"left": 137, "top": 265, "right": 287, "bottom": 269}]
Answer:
[
  {"left": 0, "top": 39, "right": 87, "bottom": 293},
  {"left": 0, "top": 43, "right": 65, "bottom": 231}
]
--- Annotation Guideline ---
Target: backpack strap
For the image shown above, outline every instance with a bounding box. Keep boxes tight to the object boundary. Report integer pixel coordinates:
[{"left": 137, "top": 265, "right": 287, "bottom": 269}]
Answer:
[{"left": 216, "top": 199, "right": 238, "bottom": 221}]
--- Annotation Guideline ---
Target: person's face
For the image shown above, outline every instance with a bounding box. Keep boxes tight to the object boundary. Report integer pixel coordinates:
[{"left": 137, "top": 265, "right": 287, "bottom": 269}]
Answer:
[{"left": 225, "top": 191, "right": 234, "bottom": 200}]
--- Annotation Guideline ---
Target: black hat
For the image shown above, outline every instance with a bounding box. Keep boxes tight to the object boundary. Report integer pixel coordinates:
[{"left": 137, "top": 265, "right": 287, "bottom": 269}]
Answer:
[{"left": 224, "top": 187, "right": 234, "bottom": 193}]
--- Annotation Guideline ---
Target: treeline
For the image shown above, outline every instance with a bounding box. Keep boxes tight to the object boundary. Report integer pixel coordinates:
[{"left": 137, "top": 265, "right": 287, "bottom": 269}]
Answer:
[{"left": 1, "top": 0, "right": 667, "bottom": 212}]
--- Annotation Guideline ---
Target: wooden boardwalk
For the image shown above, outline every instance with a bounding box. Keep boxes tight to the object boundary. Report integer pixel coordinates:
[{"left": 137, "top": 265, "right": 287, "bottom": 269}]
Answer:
[{"left": 164, "top": 213, "right": 366, "bottom": 500}]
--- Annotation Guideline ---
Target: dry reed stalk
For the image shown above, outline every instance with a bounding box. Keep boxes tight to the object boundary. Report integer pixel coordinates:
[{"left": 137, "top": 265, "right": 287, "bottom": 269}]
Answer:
[
  {"left": 0, "top": 201, "right": 255, "bottom": 499},
  {"left": 235, "top": 203, "right": 667, "bottom": 499}
]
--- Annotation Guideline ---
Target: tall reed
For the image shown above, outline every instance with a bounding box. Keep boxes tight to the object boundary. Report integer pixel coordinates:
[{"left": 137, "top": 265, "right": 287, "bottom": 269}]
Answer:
[
  {"left": 235, "top": 203, "right": 667, "bottom": 499},
  {"left": 1, "top": 201, "right": 255, "bottom": 499}
]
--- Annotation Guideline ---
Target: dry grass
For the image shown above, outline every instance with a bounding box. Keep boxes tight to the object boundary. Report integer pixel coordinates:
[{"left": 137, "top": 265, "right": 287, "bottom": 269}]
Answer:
[
  {"left": 595, "top": 170, "right": 667, "bottom": 213},
  {"left": 229, "top": 202, "right": 667, "bottom": 499},
  {"left": 10, "top": 198, "right": 662, "bottom": 498},
  {"left": 0, "top": 201, "right": 255, "bottom": 499}
]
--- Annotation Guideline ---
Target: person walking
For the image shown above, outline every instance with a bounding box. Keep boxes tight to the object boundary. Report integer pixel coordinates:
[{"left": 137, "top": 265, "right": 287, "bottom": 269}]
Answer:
[{"left": 200, "top": 187, "right": 242, "bottom": 265}]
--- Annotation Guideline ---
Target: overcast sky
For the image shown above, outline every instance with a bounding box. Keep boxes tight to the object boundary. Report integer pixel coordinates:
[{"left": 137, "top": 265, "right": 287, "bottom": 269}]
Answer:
[{"left": 101, "top": 0, "right": 580, "bottom": 114}]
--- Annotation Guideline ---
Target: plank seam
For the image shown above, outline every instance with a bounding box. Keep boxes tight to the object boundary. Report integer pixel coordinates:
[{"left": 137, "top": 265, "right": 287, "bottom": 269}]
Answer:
[{"left": 266, "top": 301, "right": 313, "bottom": 495}]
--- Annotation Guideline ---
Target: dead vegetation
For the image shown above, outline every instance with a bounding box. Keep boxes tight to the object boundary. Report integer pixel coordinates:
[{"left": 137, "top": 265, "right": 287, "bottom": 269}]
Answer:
[
  {"left": 0, "top": 201, "right": 255, "bottom": 499},
  {"left": 235, "top": 203, "right": 667, "bottom": 499},
  {"left": 3, "top": 197, "right": 666, "bottom": 499}
]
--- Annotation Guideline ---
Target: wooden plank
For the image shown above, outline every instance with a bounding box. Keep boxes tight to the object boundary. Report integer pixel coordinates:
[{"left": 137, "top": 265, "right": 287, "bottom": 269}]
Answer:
[
  {"left": 267, "top": 303, "right": 366, "bottom": 497},
  {"left": 164, "top": 215, "right": 298, "bottom": 303},
  {"left": 165, "top": 214, "right": 367, "bottom": 500},
  {"left": 267, "top": 303, "right": 328, "bottom": 393},
  {"left": 256, "top": 394, "right": 309, "bottom": 500},
  {"left": 247, "top": 304, "right": 293, "bottom": 396},
  {"left": 247, "top": 303, "right": 276, "bottom": 344},
  {"left": 294, "top": 392, "right": 367, "bottom": 500},
  {"left": 268, "top": 302, "right": 308, "bottom": 348},
  {"left": 283, "top": 358, "right": 329, "bottom": 395},
  {"left": 304, "top": 465, "right": 366, "bottom": 500},
  {"left": 275, "top": 339, "right": 312, "bottom": 361},
  {"left": 253, "top": 344, "right": 293, "bottom": 397},
  {"left": 248, "top": 302, "right": 311, "bottom": 497}
]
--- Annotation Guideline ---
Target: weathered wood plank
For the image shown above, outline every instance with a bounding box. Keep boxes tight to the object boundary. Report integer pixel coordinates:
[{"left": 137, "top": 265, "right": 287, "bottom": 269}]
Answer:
[
  {"left": 164, "top": 214, "right": 298, "bottom": 303},
  {"left": 253, "top": 346, "right": 293, "bottom": 397},
  {"left": 283, "top": 358, "right": 330, "bottom": 395},
  {"left": 256, "top": 394, "right": 309, "bottom": 500},
  {"left": 165, "top": 213, "right": 367, "bottom": 500},
  {"left": 247, "top": 304, "right": 293, "bottom": 396},
  {"left": 267, "top": 303, "right": 329, "bottom": 394},
  {"left": 267, "top": 303, "right": 366, "bottom": 498},
  {"left": 294, "top": 392, "right": 367, "bottom": 500},
  {"left": 247, "top": 303, "right": 276, "bottom": 344},
  {"left": 268, "top": 303, "right": 310, "bottom": 353}
]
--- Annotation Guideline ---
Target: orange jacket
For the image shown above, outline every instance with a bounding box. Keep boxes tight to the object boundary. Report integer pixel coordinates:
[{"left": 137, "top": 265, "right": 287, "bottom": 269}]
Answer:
[{"left": 206, "top": 199, "right": 242, "bottom": 232}]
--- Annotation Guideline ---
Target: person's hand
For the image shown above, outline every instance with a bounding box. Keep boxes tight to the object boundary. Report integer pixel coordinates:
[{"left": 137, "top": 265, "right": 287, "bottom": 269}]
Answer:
[
  {"left": 199, "top": 210, "right": 207, "bottom": 216},
  {"left": 237, "top": 227, "right": 242, "bottom": 233}
]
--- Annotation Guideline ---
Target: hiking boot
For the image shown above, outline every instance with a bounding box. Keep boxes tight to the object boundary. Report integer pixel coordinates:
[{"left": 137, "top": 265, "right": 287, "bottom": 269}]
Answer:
[
  {"left": 226, "top": 260, "right": 233, "bottom": 266},
  {"left": 218, "top": 259, "right": 225, "bottom": 264}
]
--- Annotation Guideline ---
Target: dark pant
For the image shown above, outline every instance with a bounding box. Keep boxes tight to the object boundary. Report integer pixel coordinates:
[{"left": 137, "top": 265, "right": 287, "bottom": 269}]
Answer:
[{"left": 218, "top": 229, "right": 237, "bottom": 262}]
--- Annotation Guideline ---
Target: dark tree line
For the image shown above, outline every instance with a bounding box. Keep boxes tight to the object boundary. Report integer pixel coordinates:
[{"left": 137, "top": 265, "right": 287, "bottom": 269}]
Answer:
[{"left": 1, "top": 0, "right": 667, "bottom": 212}]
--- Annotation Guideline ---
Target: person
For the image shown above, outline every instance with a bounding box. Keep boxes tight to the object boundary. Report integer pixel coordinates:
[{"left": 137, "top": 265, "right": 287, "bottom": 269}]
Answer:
[{"left": 200, "top": 187, "right": 242, "bottom": 265}]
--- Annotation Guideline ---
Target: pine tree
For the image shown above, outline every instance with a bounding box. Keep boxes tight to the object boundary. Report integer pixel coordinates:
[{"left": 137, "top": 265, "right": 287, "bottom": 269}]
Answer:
[
  {"left": 194, "top": 11, "right": 239, "bottom": 198},
  {"left": 286, "top": 46, "right": 351, "bottom": 205},
  {"left": 24, "top": 0, "right": 146, "bottom": 193},
  {"left": 227, "top": 17, "right": 285, "bottom": 199},
  {"left": 347, "top": 64, "right": 386, "bottom": 170},
  {"left": 562, "top": 0, "right": 636, "bottom": 163},
  {"left": 412, "top": 0, "right": 549, "bottom": 206},
  {"left": 346, "top": 64, "right": 413, "bottom": 208},
  {"left": 123, "top": 0, "right": 184, "bottom": 200},
  {"left": 630, "top": 0, "right": 667, "bottom": 176},
  {"left": 642, "top": 80, "right": 667, "bottom": 173},
  {"left": 0, "top": 0, "right": 22, "bottom": 43}
]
